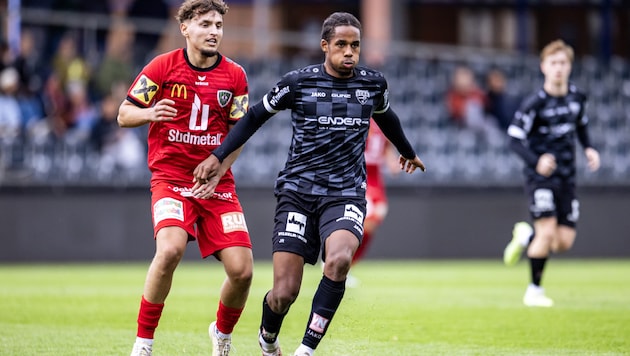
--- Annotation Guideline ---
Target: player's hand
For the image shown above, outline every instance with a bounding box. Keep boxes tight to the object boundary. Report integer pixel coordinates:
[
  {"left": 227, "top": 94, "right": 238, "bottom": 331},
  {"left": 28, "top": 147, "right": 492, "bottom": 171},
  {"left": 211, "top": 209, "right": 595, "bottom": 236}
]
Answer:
[
  {"left": 150, "top": 99, "right": 177, "bottom": 122},
  {"left": 191, "top": 174, "right": 220, "bottom": 199},
  {"left": 399, "top": 155, "right": 426, "bottom": 173},
  {"left": 536, "top": 153, "right": 556, "bottom": 177},
  {"left": 585, "top": 147, "right": 600, "bottom": 172},
  {"left": 193, "top": 153, "right": 222, "bottom": 185}
]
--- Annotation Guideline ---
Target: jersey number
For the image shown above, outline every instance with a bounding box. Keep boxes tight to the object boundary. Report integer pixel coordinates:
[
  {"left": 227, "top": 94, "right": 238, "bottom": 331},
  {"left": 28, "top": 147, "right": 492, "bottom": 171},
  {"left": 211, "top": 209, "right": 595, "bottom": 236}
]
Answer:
[{"left": 189, "top": 94, "right": 209, "bottom": 131}]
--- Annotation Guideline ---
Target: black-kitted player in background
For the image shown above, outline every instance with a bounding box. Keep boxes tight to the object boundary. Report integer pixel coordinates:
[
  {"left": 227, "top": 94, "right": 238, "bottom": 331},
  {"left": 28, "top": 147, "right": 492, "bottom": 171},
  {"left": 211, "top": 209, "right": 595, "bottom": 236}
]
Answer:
[{"left": 503, "top": 39, "right": 600, "bottom": 307}]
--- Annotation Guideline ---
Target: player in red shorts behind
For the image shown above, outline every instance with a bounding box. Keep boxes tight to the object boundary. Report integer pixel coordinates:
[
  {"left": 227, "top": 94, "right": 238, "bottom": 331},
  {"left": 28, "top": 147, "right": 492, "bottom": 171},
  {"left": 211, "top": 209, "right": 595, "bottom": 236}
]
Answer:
[{"left": 346, "top": 119, "right": 399, "bottom": 286}]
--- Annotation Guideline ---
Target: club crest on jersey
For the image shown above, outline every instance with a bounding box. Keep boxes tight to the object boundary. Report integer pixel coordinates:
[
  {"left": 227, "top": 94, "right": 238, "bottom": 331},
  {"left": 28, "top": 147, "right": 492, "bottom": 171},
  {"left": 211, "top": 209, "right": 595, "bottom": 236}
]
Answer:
[
  {"left": 132, "top": 75, "right": 159, "bottom": 105},
  {"left": 356, "top": 89, "right": 370, "bottom": 105},
  {"left": 218, "top": 90, "right": 233, "bottom": 107}
]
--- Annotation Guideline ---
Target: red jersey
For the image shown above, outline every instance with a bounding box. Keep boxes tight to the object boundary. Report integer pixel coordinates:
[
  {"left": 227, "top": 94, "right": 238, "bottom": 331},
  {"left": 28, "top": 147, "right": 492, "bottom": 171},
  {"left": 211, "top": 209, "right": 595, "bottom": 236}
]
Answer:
[
  {"left": 127, "top": 49, "right": 249, "bottom": 192},
  {"left": 365, "top": 120, "right": 388, "bottom": 168}
]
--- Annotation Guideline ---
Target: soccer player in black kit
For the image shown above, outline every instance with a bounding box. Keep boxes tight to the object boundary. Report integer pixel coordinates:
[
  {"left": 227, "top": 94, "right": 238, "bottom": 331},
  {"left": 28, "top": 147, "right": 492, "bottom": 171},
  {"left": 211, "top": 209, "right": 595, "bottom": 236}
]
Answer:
[
  {"left": 502, "top": 40, "right": 600, "bottom": 307},
  {"left": 192, "top": 11, "right": 425, "bottom": 356}
]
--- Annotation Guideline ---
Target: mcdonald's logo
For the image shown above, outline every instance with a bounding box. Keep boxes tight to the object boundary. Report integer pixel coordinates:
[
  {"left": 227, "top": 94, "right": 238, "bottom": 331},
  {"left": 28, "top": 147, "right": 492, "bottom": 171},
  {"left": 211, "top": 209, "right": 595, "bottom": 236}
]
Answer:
[{"left": 171, "top": 84, "right": 188, "bottom": 99}]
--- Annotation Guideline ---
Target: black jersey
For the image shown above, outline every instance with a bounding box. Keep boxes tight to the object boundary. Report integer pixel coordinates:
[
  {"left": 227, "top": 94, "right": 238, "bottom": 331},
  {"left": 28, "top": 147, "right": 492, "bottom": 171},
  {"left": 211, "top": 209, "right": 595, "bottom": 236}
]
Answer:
[
  {"left": 261, "top": 64, "right": 389, "bottom": 197},
  {"left": 507, "top": 84, "right": 589, "bottom": 184}
]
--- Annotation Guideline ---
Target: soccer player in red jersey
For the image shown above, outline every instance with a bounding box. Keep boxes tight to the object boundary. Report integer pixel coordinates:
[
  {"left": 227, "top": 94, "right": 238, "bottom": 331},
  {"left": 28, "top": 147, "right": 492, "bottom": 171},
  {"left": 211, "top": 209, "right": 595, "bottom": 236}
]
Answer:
[
  {"left": 322, "top": 119, "right": 398, "bottom": 288},
  {"left": 117, "top": 1, "right": 252, "bottom": 355},
  {"left": 353, "top": 120, "right": 399, "bottom": 263}
]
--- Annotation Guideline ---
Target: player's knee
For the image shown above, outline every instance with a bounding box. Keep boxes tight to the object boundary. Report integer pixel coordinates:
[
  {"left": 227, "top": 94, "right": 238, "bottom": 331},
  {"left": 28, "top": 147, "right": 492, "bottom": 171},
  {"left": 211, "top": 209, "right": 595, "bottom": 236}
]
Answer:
[
  {"left": 535, "top": 229, "right": 555, "bottom": 244},
  {"left": 324, "top": 253, "right": 353, "bottom": 276},
  {"left": 270, "top": 287, "right": 299, "bottom": 311},
  {"left": 155, "top": 244, "right": 185, "bottom": 267},
  {"left": 228, "top": 267, "right": 253, "bottom": 288},
  {"left": 553, "top": 239, "right": 574, "bottom": 253}
]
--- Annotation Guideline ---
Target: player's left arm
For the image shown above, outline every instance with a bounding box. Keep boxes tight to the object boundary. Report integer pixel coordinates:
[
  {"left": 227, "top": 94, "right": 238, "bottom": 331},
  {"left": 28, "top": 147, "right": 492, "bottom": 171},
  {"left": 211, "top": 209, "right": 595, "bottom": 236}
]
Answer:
[
  {"left": 372, "top": 108, "right": 425, "bottom": 173},
  {"left": 576, "top": 117, "right": 600, "bottom": 172}
]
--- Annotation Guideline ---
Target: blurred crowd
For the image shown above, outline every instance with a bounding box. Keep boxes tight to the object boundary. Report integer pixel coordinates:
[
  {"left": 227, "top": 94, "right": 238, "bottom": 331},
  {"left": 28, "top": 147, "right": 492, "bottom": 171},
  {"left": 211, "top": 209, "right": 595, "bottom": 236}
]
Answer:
[
  {"left": 0, "top": 1, "right": 192, "bottom": 184},
  {"left": 0, "top": 24, "right": 147, "bottom": 183},
  {"left": 1, "top": 3, "right": 629, "bottom": 187}
]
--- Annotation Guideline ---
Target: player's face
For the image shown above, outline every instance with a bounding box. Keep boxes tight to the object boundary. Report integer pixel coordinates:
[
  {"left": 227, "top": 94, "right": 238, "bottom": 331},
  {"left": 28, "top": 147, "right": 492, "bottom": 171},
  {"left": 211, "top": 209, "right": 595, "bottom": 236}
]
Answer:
[
  {"left": 322, "top": 25, "right": 361, "bottom": 79},
  {"left": 541, "top": 51, "right": 572, "bottom": 87},
  {"left": 181, "top": 10, "right": 223, "bottom": 58}
]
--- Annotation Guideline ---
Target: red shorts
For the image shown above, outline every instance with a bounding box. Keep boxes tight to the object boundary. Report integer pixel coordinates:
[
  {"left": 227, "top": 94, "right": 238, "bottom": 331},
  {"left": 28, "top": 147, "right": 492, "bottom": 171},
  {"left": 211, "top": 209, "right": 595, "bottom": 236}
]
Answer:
[
  {"left": 150, "top": 181, "right": 252, "bottom": 258},
  {"left": 366, "top": 165, "right": 388, "bottom": 223}
]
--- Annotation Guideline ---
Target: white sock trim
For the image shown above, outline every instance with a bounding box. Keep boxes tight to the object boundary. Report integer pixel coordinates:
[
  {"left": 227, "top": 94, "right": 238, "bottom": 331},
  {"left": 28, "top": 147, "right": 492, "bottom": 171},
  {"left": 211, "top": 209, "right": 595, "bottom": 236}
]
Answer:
[{"left": 135, "top": 337, "right": 153, "bottom": 346}]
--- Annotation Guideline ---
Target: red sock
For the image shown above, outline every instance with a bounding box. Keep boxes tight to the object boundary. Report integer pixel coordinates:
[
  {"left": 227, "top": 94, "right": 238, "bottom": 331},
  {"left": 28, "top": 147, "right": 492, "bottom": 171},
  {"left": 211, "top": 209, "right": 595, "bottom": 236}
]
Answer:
[
  {"left": 216, "top": 301, "right": 244, "bottom": 334},
  {"left": 137, "top": 295, "right": 165, "bottom": 339},
  {"left": 353, "top": 231, "right": 372, "bottom": 263}
]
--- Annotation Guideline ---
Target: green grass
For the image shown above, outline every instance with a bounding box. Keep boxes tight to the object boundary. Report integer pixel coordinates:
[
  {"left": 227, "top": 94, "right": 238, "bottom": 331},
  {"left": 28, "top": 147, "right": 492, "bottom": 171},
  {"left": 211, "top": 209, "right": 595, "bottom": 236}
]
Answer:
[{"left": 1, "top": 260, "right": 629, "bottom": 355}]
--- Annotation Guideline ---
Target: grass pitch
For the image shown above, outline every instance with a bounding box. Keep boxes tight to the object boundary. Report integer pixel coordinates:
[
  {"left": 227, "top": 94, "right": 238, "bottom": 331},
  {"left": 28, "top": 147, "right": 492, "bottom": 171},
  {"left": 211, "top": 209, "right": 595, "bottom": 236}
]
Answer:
[{"left": 0, "top": 259, "right": 628, "bottom": 355}]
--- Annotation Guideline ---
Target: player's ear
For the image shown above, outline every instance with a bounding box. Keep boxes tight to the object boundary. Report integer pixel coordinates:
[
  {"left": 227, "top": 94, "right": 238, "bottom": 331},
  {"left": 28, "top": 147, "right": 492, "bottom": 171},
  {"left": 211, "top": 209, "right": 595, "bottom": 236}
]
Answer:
[
  {"left": 180, "top": 23, "right": 188, "bottom": 37},
  {"left": 321, "top": 39, "right": 328, "bottom": 54}
]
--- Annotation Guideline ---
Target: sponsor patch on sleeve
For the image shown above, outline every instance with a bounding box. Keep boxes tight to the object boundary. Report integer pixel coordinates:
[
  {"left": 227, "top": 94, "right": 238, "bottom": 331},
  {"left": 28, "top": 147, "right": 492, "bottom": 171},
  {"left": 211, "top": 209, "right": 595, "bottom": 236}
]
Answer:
[
  {"left": 153, "top": 197, "right": 184, "bottom": 225},
  {"left": 221, "top": 212, "right": 248, "bottom": 233},
  {"left": 230, "top": 94, "right": 249, "bottom": 119},
  {"left": 131, "top": 75, "right": 159, "bottom": 105}
]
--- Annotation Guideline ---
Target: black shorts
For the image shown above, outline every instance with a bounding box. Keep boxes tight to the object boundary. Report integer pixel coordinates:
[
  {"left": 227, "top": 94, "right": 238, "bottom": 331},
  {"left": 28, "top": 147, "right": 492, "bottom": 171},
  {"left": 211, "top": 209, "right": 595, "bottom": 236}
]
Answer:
[
  {"left": 525, "top": 180, "right": 579, "bottom": 227},
  {"left": 272, "top": 190, "right": 366, "bottom": 265}
]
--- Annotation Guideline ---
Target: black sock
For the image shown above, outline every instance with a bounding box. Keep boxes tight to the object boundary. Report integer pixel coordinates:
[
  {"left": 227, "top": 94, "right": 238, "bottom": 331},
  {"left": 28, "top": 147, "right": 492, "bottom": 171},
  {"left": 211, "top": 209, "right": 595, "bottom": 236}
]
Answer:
[
  {"left": 302, "top": 275, "right": 346, "bottom": 349},
  {"left": 529, "top": 257, "right": 547, "bottom": 286},
  {"left": 260, "top": 292, "right": 286, "bottom": 343}
]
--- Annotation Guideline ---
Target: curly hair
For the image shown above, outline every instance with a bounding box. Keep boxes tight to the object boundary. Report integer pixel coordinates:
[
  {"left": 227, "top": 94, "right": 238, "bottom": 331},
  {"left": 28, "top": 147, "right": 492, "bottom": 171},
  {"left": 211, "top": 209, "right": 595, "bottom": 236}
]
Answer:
[{"left": 176, "top": 0, "right": 229, "bottom": 23}]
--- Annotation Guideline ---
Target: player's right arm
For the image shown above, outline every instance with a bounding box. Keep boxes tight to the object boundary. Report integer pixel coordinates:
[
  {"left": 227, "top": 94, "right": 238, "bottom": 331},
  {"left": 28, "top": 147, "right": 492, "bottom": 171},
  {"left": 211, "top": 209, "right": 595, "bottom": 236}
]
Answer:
[
  {"left": 507, "top": 94, "right": 543, "bottom": 167},
  {"left": 193, "top": 101, "right": 275, "bottom": 186},
  {"left": 195, "top": 73, "right": 296, "bottom": 182},
  {"left": 117, "top": 98, "right": 177, "bottom": 128}
]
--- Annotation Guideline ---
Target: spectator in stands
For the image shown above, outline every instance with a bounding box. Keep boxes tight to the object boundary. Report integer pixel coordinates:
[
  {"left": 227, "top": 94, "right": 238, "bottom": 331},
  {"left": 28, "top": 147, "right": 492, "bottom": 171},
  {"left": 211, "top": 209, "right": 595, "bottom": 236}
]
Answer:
[
  {"left": 13, "top": 29, "right": 42, "bottom": 96},
  {"left": 52, "top": 31, "right": 90, "bottom": 92},
  {"left": 0, "top": 67, "right": 22, "bottom": 144},
  {"left": 37, "top": 72, "right": 71, "bottom": 141},
  {"left": 12, "top": 29, "right": 46, "bottom": 132},
  {"left": 446, "top": 65, "right": 488, "bottom": 131},
  {"left": 90, "top": 83, "right": 144, "bottom": 177},
  {"left": 65, "top": 81, "right": 98, "bottom": 143},
  {"left": 0, "top": 39, "right": 11, "bottom": 72},
  {"left": 484, "top": 67, "right": 519, "bottom": 132},
  {"left": 93, "top": 19, "right": 136, "bottom": 99}
]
